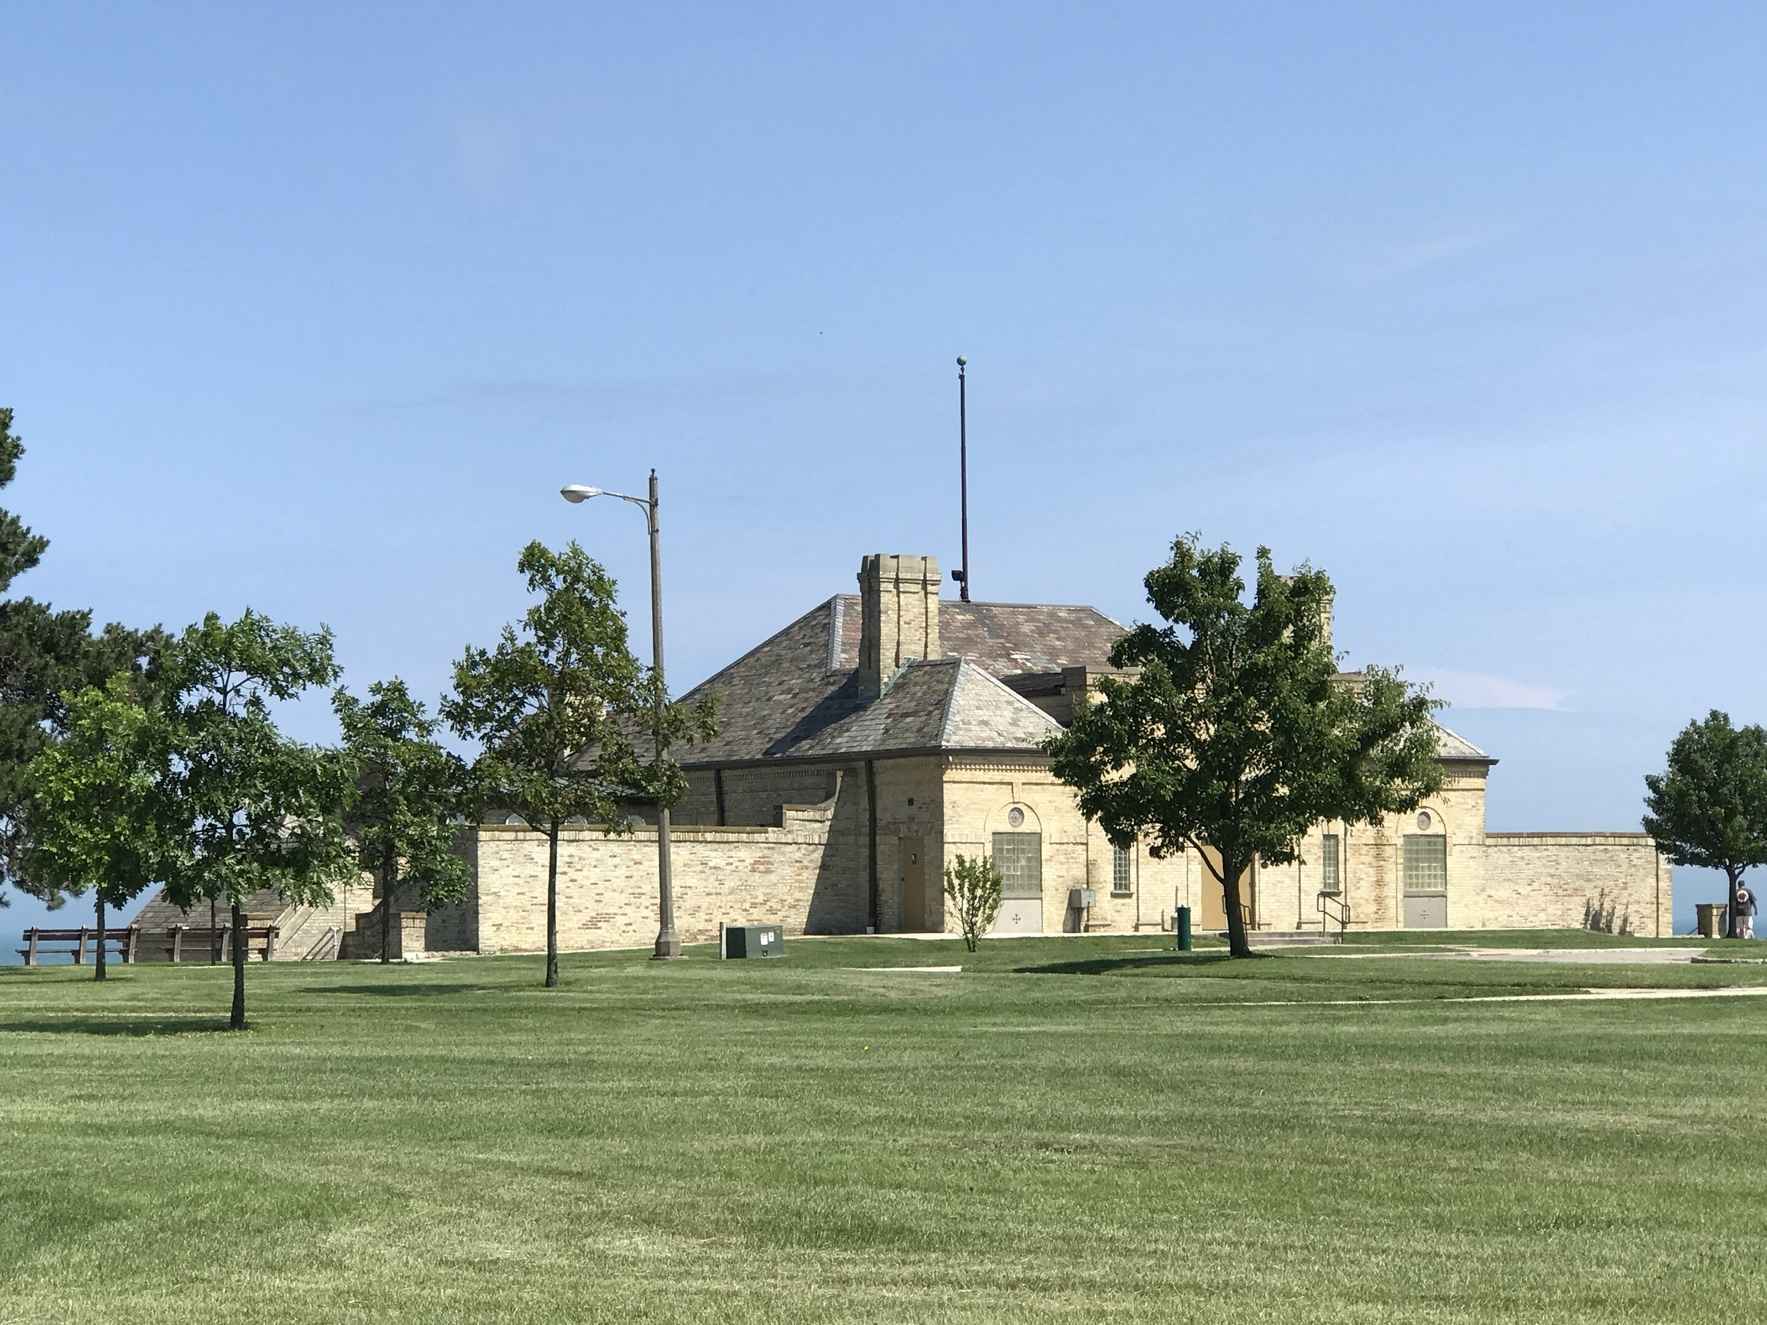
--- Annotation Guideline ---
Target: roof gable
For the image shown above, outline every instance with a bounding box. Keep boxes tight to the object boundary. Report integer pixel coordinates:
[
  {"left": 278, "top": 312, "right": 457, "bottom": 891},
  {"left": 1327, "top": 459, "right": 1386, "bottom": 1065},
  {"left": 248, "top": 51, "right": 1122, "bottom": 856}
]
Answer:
[
  {"left": 940, "top": 659, "right": 1066, "bottom": 748},
  {"left": 1432, "top": 720, "right": 1495, "bottom": 763}
]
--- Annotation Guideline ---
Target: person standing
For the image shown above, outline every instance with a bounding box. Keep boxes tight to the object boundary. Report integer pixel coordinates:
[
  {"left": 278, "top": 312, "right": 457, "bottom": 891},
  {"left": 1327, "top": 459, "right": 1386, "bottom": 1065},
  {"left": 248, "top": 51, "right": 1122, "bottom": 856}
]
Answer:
[{"left": 1736, "top": 884, "right": 1757, "bottom": 940}]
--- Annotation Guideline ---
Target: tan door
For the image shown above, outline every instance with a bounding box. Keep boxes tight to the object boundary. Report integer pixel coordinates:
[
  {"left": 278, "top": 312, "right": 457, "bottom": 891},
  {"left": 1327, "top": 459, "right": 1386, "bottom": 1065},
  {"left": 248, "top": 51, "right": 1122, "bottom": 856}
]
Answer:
[
  {"left": 899, "top": 837, "right": 928, "bottom": 931},
  {"left": 1198, "top": 847, "right": 1256, "bottom": 931}
]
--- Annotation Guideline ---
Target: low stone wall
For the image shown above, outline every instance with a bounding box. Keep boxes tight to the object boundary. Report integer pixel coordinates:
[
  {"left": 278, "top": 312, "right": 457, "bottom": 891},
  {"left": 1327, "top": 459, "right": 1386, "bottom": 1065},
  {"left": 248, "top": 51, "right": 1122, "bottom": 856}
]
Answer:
[
  {"left": 1480, "top": 833, "right": 1672, "bottom": 937},
  {"left": 473, "top": 811, "right": 865, "bottom": 954}
]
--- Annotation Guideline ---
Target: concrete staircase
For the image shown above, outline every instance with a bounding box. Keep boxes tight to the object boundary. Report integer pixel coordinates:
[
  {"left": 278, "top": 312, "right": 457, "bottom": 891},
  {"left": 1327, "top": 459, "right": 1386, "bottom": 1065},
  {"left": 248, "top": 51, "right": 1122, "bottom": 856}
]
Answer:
[
  {"left": 1220, "top": 929, "right": 1343, "bottom": 946},
  {"left": 277, "top": 884, "right": 378, "bottom": 959},
  {"left": 277, "top": 905, "right": 343, "bottom": 960},
  {"left": 337, "top": 908, "right": 386, "bottom": 961}
]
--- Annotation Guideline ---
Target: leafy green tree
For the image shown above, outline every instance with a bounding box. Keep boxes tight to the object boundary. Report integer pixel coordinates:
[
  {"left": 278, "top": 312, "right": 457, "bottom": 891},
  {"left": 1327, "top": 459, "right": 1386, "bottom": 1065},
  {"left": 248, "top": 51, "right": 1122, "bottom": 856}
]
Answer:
[
  {"left": 23, "top": 676, "right": 186, "bottom": 980},
  {"left": 942, "top": 853, "right": 1003, "bottom": 953},
  {"left": 0, "top": 407, "right": 165, "bottom": 908},
  {"left": 1045, "top": 536, "right": 1443, "bottom": 958},
  {"left": 334, "top": 678, "right": 470, "bottom": 963},
  {"left": 445, "top": 541, "right": 709, "bottom": 988},
  {"left": 1643, "top": 711, "right": 1767, "bottom": 939},
  {"left": 161, "top": 611, "right": 357, "bottom": 1029}
]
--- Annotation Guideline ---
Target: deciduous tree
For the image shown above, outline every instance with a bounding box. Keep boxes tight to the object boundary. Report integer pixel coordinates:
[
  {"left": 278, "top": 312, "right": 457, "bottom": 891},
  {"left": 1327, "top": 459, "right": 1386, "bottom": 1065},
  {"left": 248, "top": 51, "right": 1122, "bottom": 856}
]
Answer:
[
  {"left": 1045, "top": 536, "right": 1443, "bottom": 958},
  {"left": 444, "top": 541, "right": 709, "bottom": 987},
  {"left": 23, "top": 676, "right": 185, "bottom": 980},
  {"left": 0, "top": 407, "right": 165, "bottom": 908},
  {"left": 161, "top": 611, "right": 356, "bottom": 1028},
  {"left": 335, "top": 678, "right": 470, "bottom": 963},
  {"left": 1643, "top": 711, "right": 1767, "bottom": 939}
]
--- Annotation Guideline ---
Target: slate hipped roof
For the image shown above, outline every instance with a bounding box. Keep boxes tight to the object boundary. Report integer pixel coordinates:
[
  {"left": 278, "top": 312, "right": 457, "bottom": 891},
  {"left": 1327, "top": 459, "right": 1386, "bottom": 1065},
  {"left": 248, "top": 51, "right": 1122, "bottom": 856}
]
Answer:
[
  {"left": 672, "top": 595, "right": 1118, "bottom": 766},
  {"left": 786, "top": 657, "right": 1066, "bottom": 758},
  {"left": 671, "top": 588, "right": 1493, "bottom": 768},
  {"left": 1432, "top": 720, "right": 1495, "bottom": 763}
]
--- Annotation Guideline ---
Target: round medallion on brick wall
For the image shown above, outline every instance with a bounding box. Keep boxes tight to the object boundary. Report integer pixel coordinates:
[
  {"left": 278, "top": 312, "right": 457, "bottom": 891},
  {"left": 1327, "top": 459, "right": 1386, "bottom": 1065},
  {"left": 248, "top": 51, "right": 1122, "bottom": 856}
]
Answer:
[
  {"left": 1007, "top": 806, "right": 1025, "bottom": 828},
  {"left": 1417, "top": 810, "right": 1433, "bottom": 831}
]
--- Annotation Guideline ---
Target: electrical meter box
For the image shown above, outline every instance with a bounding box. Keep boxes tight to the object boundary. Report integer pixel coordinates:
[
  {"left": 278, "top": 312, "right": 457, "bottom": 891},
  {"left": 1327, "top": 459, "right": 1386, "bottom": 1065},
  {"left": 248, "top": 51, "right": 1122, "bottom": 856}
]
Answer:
[
  {"left": 1069, "top": 887, "right": 1097, "bottom": 910},
  {"left": 723, "top": 924, "right": 784, "bottom": 958}
]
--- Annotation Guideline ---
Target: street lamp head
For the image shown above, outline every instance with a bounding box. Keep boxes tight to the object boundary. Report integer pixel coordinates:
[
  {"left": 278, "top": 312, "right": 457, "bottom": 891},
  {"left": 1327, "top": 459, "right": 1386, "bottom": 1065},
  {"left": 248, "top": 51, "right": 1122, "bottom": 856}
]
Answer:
[{"left": 560, "top": 484, "right": 602, "bottom": 504}]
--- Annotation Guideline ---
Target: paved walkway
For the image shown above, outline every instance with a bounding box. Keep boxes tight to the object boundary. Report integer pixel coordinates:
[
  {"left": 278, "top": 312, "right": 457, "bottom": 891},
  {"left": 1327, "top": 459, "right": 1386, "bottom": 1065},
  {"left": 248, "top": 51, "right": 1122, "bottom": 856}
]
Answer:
[
  {"left": 1314, "top": 945, "right": 1706, "bottom": 965},
  {"left": 1237, "top": 985, "right": 1767, "bottom": 1008}
]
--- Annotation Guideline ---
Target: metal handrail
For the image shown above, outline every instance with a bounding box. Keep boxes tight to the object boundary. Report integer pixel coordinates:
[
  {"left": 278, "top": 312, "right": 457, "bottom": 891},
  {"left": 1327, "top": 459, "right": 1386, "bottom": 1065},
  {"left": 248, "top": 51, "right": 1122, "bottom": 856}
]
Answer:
[
  {"left": 1316, "top": 890, "right": 1350, "bottom": 936},
  {"left": 300, "top": 926, "right": 340, "bottom": 961}
]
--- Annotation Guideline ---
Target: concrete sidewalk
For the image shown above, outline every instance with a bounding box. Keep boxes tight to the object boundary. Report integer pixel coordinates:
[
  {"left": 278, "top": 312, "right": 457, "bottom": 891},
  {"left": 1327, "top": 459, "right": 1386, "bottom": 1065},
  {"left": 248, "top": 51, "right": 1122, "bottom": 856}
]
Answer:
[{"left": 1308, "top": 945, "right": 1706, "bottom": 965}]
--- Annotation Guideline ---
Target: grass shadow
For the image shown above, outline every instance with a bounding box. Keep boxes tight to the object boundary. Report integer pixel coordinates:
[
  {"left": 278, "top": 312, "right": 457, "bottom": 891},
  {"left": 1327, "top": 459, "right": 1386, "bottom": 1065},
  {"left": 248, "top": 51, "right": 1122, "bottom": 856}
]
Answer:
[
  {"left": 1012, "top": 951, "right": 1256, "bottom": 976},
  {"left": 303, "top": 982, "right": 495, "bottom": 998},
  {"left": 0, "top": 1016, "right": 232, "bottom": 1037}
]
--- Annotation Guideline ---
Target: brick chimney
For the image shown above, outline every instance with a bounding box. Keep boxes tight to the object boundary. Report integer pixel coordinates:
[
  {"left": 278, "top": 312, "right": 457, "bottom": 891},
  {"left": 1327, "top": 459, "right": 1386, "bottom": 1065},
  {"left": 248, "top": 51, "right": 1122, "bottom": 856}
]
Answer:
[{"left": 857, "top": 554, "right": 942, "bottom": 701}]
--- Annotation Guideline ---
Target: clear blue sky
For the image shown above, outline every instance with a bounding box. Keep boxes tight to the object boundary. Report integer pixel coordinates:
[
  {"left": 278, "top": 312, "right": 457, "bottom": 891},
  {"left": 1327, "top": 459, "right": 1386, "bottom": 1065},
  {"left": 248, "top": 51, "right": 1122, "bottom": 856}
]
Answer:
[{"left": 5, "top": 2, "right": 1764, "bottom": 941}]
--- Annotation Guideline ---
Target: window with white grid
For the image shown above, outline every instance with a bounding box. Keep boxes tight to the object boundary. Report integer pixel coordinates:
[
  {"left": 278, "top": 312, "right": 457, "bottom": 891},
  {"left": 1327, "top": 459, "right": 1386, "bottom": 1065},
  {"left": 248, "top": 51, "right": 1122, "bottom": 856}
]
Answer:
[
  {"left": 1111, "top": 844, "right": 1133, "bottom": 896},
  {"left": 1402, "top": 835, "right": 1447, "bottom": 894},
  {"left": 1321, "top": 834, "right": 1341, "bottom": 894},
  {"left": 991, "top": 832, "right": 1043, "bottom": 900}
]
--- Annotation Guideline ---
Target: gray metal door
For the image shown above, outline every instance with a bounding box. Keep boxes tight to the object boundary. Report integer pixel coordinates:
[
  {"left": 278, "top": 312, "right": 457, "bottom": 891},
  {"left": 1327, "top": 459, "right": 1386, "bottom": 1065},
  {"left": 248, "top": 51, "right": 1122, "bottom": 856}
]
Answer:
[
  {"left": 1402, "top": 835, "right": 1447, "bottom": 929},
  {"left": 1403, "top": 894, "right": 1447, "bottom": 928},
  {"left": 990, "top": 831, "right": 1043, "bottom": 935}
]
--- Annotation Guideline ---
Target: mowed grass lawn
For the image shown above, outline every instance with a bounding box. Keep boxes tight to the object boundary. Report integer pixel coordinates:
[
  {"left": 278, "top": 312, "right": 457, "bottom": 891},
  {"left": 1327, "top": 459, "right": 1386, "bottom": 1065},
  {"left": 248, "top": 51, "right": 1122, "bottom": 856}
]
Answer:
[{"left": 4, "top": 936, "right": 1766, "bottom": 1324}]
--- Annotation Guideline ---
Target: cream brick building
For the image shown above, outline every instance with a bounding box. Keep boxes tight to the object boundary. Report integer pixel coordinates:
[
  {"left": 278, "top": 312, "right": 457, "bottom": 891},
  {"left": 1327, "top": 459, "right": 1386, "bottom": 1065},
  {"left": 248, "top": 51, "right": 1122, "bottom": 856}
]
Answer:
[{"left": 432, "top": 551, "right": 1671, "bottom": 954}]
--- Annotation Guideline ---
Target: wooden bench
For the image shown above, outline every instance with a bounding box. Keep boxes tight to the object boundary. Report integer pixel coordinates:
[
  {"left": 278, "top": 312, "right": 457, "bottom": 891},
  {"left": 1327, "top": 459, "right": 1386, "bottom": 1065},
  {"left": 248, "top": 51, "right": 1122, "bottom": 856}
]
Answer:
[
  {"left": 163, "top": 925, "right": 280, "bottom": 963},
  {"left": 17, "top": 926, "right": 142, "bottom": 966}
]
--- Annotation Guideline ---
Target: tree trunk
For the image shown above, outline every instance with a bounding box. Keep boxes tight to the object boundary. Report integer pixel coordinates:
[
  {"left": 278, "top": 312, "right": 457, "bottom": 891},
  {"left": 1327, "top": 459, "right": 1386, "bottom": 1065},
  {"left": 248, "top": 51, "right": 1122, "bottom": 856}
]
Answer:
[
  {"left": 209, "top": 896, "right": 219, "bottom": 964},
  {"left": 1728, "top": 866, "right": 1743, "bottom": 940},
  {"left": 380, "top": 848, "right": 398, "bottom": 964},
  {"left": 1220, "top": 855, "right": 1253, "bottom": 958},
  {"left": 544, "top": 826, "right": 559, "bottom": 988},
  {"left": 94, "top": 895, "right": 107, "bottom": 983},
  {"left": 229, "top": 900, "right": 248, "bottom": 1031}
]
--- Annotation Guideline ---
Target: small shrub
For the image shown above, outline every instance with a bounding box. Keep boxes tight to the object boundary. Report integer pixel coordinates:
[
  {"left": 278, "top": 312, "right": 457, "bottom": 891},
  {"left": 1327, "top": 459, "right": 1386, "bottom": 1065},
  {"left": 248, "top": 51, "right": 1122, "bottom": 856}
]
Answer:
[{"left": 943, "top": 853, "right": 1004, "bottom": 953}]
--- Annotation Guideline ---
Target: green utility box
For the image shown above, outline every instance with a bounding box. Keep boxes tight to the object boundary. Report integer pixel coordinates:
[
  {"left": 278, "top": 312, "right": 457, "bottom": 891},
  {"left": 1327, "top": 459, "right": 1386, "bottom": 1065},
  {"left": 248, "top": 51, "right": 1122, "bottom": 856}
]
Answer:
[{"left": 723, "top": 925, "right": 784, "bottom": 959}]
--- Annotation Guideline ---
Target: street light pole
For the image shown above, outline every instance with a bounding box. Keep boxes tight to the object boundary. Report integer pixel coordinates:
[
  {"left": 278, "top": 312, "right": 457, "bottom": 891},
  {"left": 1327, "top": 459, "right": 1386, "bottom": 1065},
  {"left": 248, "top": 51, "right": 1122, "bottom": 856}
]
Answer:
[
  {"left": 644, "top": 469, "right": 679, "bottom": 959},
  {"left": 560, "top": 470, "right": 679, "bottom": 959}
]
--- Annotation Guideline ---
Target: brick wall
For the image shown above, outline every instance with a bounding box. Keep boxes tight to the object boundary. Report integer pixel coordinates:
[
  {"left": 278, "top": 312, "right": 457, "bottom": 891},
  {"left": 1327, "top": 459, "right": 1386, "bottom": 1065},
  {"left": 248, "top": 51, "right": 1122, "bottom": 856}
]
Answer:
[
  {"left": 472, "top": 811, "right": 866, "bottom": 954},
  {"left": 464, "top": 752, "right": 1670, "bottom": 950},
  {"left": 717, "top": 765, "right": 843, "bottom": 827},
  {"left": 940, "top": 755, "right": 1185, "bottom": 936},
  {"left": 1480, "top": 833, "right": 1671, "bottom": 937},
  {"left": 1333, "top": 767, "right": 1490, "bottom": 931}
]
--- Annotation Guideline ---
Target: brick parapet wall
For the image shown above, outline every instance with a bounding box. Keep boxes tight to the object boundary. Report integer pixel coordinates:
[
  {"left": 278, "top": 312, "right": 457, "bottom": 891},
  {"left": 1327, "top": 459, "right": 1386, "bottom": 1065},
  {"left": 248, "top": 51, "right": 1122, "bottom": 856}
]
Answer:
[
  {"left": 472, "top": 814, "right": 865, "bottom": 953},
  {"left": 1480, "top": 832, "right": 1671, "bottom": 936}
]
